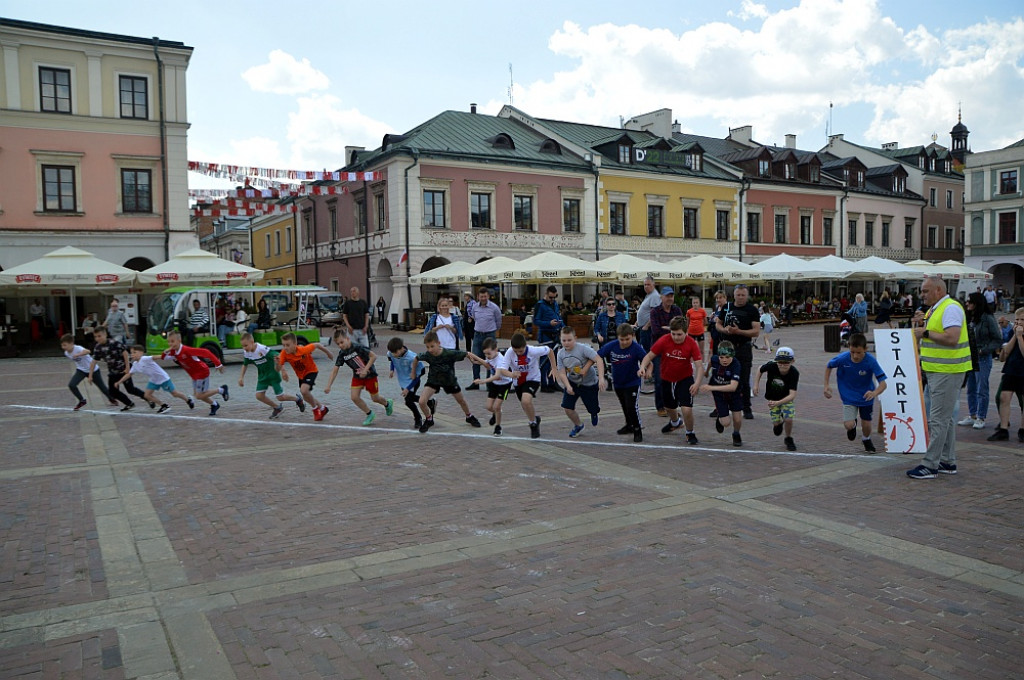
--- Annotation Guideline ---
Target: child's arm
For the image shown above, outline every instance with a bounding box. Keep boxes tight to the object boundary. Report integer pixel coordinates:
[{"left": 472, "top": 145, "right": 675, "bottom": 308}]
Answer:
[
  {"left": 88, "top": 358, "right": 99, "bottom": 380},
  {"left": 465, "top": 351, "right": 484, "bottom": 365},
  {"left": 324, "top": 365, "right": 340, "bottom": 393},
  {"left": 637, "top": 350, "right": 657, "bottom": 377},
  {"left": 701, "top": 378, "right": 739, "bottom": 394},
  {"left": 315, "top": 343, "right": 334, "bottom": 361},
  {"left": 753, "top": 368, "right": 764, "bottom": 397},
  {"left": 593, "top": 354, "right": 607, "bottom": 390},
  {"left": 768, "top": 388, "right": 796, "bottom": 408},
  {"left": 823, "top": 366, "right": 834, "bottom": 398},
  {"left": 279, "top": 362, "right": 290, "bottom": 382},
  {"left": 409, "top": 357, "right": 420, "bottom": 382},
  {"left": 865, "top": 378, "right": 887, "bottom": 401},
  {"left": 555, "top": 364, "right": 572, "bottom": 394},
  {"left": 545, "top": 348, "right": 557, "bottom": 381},
  {"left": 73, "top": 349, "right": 91, "bottom": 359},
  {"left": 359, "top": 350, "right": 377, "bottom": 377},
  {"left": 238, "top": 363, "right": 247, "bottom": 386}
]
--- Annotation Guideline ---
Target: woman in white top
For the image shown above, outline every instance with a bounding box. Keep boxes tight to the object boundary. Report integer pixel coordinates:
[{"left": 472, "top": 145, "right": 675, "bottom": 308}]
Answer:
[{"left": 424, "top": 297, "right": 463, "bottom": 350}]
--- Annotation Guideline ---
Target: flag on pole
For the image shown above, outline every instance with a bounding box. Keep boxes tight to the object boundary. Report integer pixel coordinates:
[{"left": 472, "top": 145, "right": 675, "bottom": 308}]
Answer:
[{"left": 398, "top": 249, "right": 409, "bottom": 266}]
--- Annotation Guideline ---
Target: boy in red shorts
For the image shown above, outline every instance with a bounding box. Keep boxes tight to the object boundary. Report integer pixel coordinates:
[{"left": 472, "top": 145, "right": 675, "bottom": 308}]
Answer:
[
  {"left": 278, "top": 332, "right": 334, "bottom": 420},
  {"left": 325, "top": 327, "right": 394, "bottom": 426}
]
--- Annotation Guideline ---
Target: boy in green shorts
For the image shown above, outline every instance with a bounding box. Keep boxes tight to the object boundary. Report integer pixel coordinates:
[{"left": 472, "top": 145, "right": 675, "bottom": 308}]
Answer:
[
  {"left": 754, "top": 346, "right": 800, "bottom": 451},
  {"left": 238, "top": 333, "right": 305, "bottom": 419}
]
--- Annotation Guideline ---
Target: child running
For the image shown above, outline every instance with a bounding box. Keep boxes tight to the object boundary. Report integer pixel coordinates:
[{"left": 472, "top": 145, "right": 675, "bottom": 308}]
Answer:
[
  {"left": 412, "top": 330, "right": 482, "bottom": 433},
  {"left": 238, "top": 333, "right": 304, "bottom": 419},
  {"left": 470, "top": 337, "right": 513, "bottom": 436},
  {"left": 754, "top": 346, "right": 800, "bottom": 451},
  {"left": 324, "top": 327, "right": 394, "bottom": 426},
  {"left": 638, "top": 316, "right": 704, "bottom": 444},
  {"left": 278, "top": 332, "right": 333, "bottom": 421},
  {"left": 597, "top": 323, "right": 648, "bottom": 442},
  {"left": 554, "top": 326, "right": 606, "bottom": 438},
  {"left": 699, "top": 340, "right": 744, "bottom": 446},
  {"left": 503, "top": 332, "right": 557, "bottom": 439},
  {"left": 88, "top": 326, "right": 152, "bottom": 412},
  {"left": 61, "top": 333, "right": 111, "bottom": 410},
  {"left": 116, "top": 345, "right": 190, "bottom": 413},
  {"left": 387, "top": 336, "right": 433, "bottom": 430},
  {"left": 824, "top": 333, "right": 888, "bottom": 452},
  {"left": 160, "top": 330, "right": 228, "bottom": 415}
]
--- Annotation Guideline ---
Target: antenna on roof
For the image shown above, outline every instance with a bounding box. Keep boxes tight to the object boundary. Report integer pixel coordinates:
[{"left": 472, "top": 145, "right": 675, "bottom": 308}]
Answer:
[
  {"left": 826, "top": 100, "right": 833, "bottom": 142},
  {"left": 508, "top": 63, "right": 514, "bottom": 106}
]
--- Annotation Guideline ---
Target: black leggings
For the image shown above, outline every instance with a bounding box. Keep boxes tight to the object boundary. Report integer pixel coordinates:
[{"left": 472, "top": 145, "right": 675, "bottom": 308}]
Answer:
[
  {"left": 615, "top": 385, "right": 641, "bottom": 431},
  {"left": 107, "top": 371, "right": 146, "bottom": 406}
]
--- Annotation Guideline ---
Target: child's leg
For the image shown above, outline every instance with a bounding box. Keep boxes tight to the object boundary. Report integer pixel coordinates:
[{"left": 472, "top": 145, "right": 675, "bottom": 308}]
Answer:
[
  {"left": 419, "top": 386, "right": 437, "bottom": 419},
  {"left": 68, "top": 371, "right": 87, "bottom": 401},
  {"left": 300, "top": 382, "right": 321, "bottom": 409},
  {"left": 196, "top": 385, "right": 222, "bottom": 403},
  {"left": 492, "top": 397, "right": 504, "bottom": 424},
  {"left": 563, "top": 406, "right": 581, "bottom": 427},
  {"left": 91, "top": 372, "right": 112, "bottom": 400},
  {"left": 404, "top": 390, "right": 421, "bottom": 418},
  {"left": 680, "top": 406, "right": 694, "bottom": 432},
  {"left": 452, "top": 390, "right": 472, "bottom": 416},
  {"left": 350, "top": 386, "right": 369, "bottom": 413},
  {"left": 617, "top": 386, "right": 642, "bottom": 430},
  {"left": 368, "top": 387, "right": 388, "bottom": 407},
  {"left": 860, "top": 414, "right": 873, "bottom": 438},
  {"left": 255, "top": 390, "right": 277, "bottom": 408},
  {"left": 171, "top": 389, "right": 191, "bottom": 403},
  {"left": 145, "top": 388, "right": 165, "bottom": 407},
  {"left": 731, "top": 410, "right": 743, "bottom": 432},
  {"left": 519, "top": 393, "right": 536, "bottom": 421},
  {"left": 784, "top": 417, "right": 794, "bottom": 436}
]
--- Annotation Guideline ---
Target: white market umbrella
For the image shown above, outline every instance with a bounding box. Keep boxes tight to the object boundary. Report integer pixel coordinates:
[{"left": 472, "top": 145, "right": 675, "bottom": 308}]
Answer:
[
  {"left": 595, "top": 253, "right": 677, "bottom": 282},
  {"left": 505, "top": 252, "right": 616, "bottom": 283},
  {"left": 667, "top": 254, "right": 761, "bottom": 282},
  {"left": 902, "top": 260, "right": 992, "bottom": 280},
  {"left": 457, "top": 257, "right": 521, "bottom": 284},
  {"left": 409, "top": 260, "right": 474, "bottom": 285},
  {"left": 854, "top": 256, "right": 920, "bottom": 280},
  {"left": 137, "top": 248, "right": 264, "bottom": 285},
  {"left": 751, "top": 253, "right": 834, "bottom": 281}
]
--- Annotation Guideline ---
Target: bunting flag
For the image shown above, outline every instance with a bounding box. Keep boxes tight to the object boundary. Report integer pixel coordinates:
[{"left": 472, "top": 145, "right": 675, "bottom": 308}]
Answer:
[
  {"left": 188, "top": 185, "right": 352, "bottom": 200},
  {"left": 192, "top": 205, "right": 299, "bottom": 217},
  {"left": 188, "top": 161, "right": 378, "bottom": 184}
]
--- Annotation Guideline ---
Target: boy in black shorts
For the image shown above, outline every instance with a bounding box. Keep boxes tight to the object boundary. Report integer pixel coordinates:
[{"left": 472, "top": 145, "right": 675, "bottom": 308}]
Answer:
[
  {"left": 503, "top": 332, "right": 557, "bottom": 439},
  {"left": 699, "top": 340, "right": 744, "bottom": 446},
  {"left": 412, "top": 330, "right": 482, "bottom": 433},
  {"left": 470, "top": 337, "right": 514, "bottom": 436}
]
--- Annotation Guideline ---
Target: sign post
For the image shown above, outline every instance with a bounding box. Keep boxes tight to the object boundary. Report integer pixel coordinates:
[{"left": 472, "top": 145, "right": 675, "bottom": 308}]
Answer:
[{"left": 872, "top": 329, "right": 929, "bottom": 453}]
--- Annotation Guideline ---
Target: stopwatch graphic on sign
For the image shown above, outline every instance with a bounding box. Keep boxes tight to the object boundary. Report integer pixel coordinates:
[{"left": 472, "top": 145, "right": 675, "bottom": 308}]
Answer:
[{"left": 884, "top": 412, "right": 916, "bottom": 453}]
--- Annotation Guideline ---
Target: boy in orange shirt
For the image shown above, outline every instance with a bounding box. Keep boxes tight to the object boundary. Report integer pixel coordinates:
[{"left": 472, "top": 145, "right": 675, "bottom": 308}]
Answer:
[{"left": 277, "top": 332, "right": 334, "bottom": 420}]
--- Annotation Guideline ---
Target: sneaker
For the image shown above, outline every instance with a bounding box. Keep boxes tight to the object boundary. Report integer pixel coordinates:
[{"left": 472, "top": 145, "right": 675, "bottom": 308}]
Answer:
[
  {"left": 743, "top": 409, "right": 754, "bottom": 420},
  {"left": 186, "top": 397, "right": 195, "bottom": 410},
  {"left": 209, "top": 402, "right": 220, "bottom": 417},
  {"left": 773, "top": 422, "right": 784, "bottom": 436},
  {"left": 466, "top": 415, "right": 482, "bottom": 428},
  {"left": 147, "top": 401, "right": 156, "bottom": 409},
  {"left": 708, "top": 409, "right": 719, "bottom": 418},
  {"left": 221, "top": 384, "right": 230, "bottom": 402},
  {"left": 633, "top": 429, "right": 643, "bottom": 443},
  {"left": 616, "top": 425, "right": 635, "bottom": 435},
  {"left": 591, "top": 413, "right": 599, "bottom": 427},
  {"left": 419, "top": 418, "right": 434, "bottom": 433},
  {"left": 661, "top": 419, "right": 682, "bottom": 434},
  {"left": 74, "top": 400, "right": 87, "bottom": 411},
  {"left": 732, "top": 432, "right": 742, "bottom": 446},
  {"left": 269, "top": 405, "right": 283, "bottom": 420},
  {"left": 987, "top": 428, "right": 1009, "bottom": 441},
  {"left": 906, "top": 464, "right": 937, "bottom": 479},
  {"left": 296, "top": 395, "right": 305, "bottom": 412},
  {"left": 465, "top": 383, "right": 481, "bottom": 390},
  {"left": 489, "top": 414, "right": 496, "bottom": 426},
  {"left": 529, "top": 417, "right": 541, "bottom": 439},
  {"left": 657, "top": 409, "right": 668, "bottom": 417},
  {"left": 715, "top": 418, "right": 724, "bottom": 434},
  {"left": 385, "top": 399, "right": 394, "bottom": 416},
  {"left": 363, "top": 411, "right": 376, "bottom": 426},
  {"left": 493, "top": 425, "right": 502, "bottom": 437},
  {"left": 312, "top": 407, "right": 322, "bottom": 422},
  {"left": 784, "top": 436, "right": 797, "bottom": 451},
  {"left": 685, "top": 432, "right": 698, "bottom": 445},
  {"left": 863, "top": 438, "right": 876, "bottom": 453},
  {"left": 120, "top": 403, "right": 135, "bottom": 412},
  {"left": 158, "top": 403, "right": 171, "bottom": 414},
  {"left": 957, "top": 416, "right": 976, "bottom": 426},
  {"left": 319, "top": 406, "right": 330, "bottom": 420},
  {"left": 971, "top": 419, "right": 985, "bottom": 430},
  {"left": 414, "top": 417, "right": 423, "bottom": 430},
  {"left": 937, "top": 461, "right": 957, "bottom": 475},
  {"left": 846, "top": 427, "right": 857, "bottom": 441},
  {"left": 569, "top": 424, "right": 584, "bottom": 438},
  {"left": 428, "top": 399, "right": 437, "bottom": 415}
]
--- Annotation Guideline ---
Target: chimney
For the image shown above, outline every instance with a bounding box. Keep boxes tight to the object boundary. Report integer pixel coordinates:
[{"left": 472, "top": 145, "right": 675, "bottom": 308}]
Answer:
[
  {"left": 344, "top": 146, "right": 366, "bottom": 164},
  {"left": 470, "top": 103, "right": 477, "bottom": 114},
  {"left": 672, "top": 119, "right": 681, "bottom": 134},
  {"left": 828, "top": 133, "right": 844, "bottom": 145},
  {"left": 728, "top": 125, "right": 755, "bottom": 147},
  {"left": 785, "top": 134, "right": 797, "bottom": 149},
  {"left": 881, "top": 142, "right": 898, "bottom": 150}
]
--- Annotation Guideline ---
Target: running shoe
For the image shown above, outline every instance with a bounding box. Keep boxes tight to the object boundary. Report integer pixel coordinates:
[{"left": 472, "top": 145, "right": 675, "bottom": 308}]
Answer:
[
  {"left": 295, "top": 395, "right": 305, "bottom": 412},
  {"left": 937, "top": 461, "right": 957, "bottom": 475},
  {"left": 661, "top": 420, "right": 683, "bottom": 434},
  {"left": 616, "top": 425, "right": 635, "bottom": 435},
  {"left": 493, "top": 425, "right": 502, "bottom": 437},
  {"left": 529, "top": 416, "right": 541, "bottom": 439},
  {"left": 633, "top": 429, "right": 643, "bottom": 443},
  {"left": 319, "top": 406, "right": 330, "bottom": 420},
  {"left": 428, "top": 398, "right": 437, "bottom": 415},
  {"left": 187, "top": 397, "right": 195, "bottom": 410},
  {"left": 685, "top": 432, "right": 698, "bottom": 445},
  {"left": 846, "top": 427, "right": 857, "bottom": 441},
  {"left": 466, "top": 415, "right": 481, "bottom": 428},
  {"left": 419, "top": 418, "right": 434, "bottom": 433},
  {"left": 209, "top": 402, "right": 220, "bottom": 417},
  {"left": 569, "top": 424, "right": 584, "bottom": 438},
  {"left": 158, "top": 404, "right": 171, "bottom": 414},
  {"left": 363, "top": 411, "right": 376, "bottom": 426},
  {"left": 732, "top": 432, "right": 742, "bottom": 446},
  {"left": 120, "top": 403, "right": 135, "bottom": 412},
  {"left": 863, "top": 439, "right": 876, "bottom": 453},
  {"left": 715, "top": 418, "right": 724, "bottom": 433},
  {"left": 489, "top": 414, "right": 496, "bottom": 426},
  {"left": 785, "top": 437, "right": 797, "bottom": 451},
  {"left": 147, "top": 401, "right": 156, "bottom": 409},
  {"left": 591, "top": 413, "right": 599, "bottom": 427},
  {"left": 906, "top": 465, "right": 937, "bottom": 479},
  {"left": 773, "top": 422, "right": 784, "bottom": 436},
  {"left": 385, "top": 399, "right": 394, "bottom": 416},
  {"left": 269, "top": 405, "right": 283, "bottom": 420},
  {"left": 74, "top": 400, "right": 87, "bottom": 411},
  {"left": 221, "top": 384, "right": 230, "bottom": 401},
  {"left": 956, "top": 416, "right": 976, "bottom": 426}
]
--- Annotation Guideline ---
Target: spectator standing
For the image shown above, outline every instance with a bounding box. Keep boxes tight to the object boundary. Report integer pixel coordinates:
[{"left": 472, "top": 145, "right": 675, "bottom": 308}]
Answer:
[
  {"left": 635, "top": 277, "right": 661, "bottom": 352},
  {"left": 104, "top": 299, "right": 129, "bottom": 343},
  {"left": 462, "top": 292, "right": 476, "bottom": 352},
  {"left": 467, "top": 287, "right": 502, "bottom": 388},
  {"left": 850, "top": 293, "right": 868, "bottom": 334},
  {"left": 712, "top": 284, "right": 761, "bottom": 419},
  {"left": 533, "top": 286, "right": 563, "bottom": 392},
  {"left": 958, "top": 292, "right": 1002, "bottom": 430}
]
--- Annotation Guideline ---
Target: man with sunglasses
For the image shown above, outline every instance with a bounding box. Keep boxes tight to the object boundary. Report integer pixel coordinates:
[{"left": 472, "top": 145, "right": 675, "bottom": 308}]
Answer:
[{"left": 533, "top": 286, "right": 563, "bottom": 392}]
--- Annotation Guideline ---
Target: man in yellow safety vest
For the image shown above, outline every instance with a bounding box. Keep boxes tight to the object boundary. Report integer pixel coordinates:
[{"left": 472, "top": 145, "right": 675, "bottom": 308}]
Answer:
[{"left": 908, "top": 276, "right": 971, "bottom": 479}]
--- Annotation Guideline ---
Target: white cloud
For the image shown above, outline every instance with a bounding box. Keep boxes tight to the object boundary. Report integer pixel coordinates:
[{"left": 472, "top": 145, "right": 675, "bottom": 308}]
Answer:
[
  {"left": 728, "top": 0, "right": 769, "bottom": 21},
  {"left": 242, "top": 50, "right": 329, "bottom": 95},
  {"left": 284, "top": 94, "right": 393, "bottom": 169}
]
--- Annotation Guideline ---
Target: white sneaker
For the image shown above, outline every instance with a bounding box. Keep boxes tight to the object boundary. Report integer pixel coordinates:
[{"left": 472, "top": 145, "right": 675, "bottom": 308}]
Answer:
[
  {"left": 972, "top": 419, "right": 986, "bottom": 430},
  {"left": 956, "top": 416, "right": 976, "bottom": 426}
]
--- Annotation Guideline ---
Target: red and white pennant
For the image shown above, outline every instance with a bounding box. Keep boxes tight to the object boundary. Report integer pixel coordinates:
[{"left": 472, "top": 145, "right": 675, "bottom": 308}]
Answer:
[{"left": 188, "top": 161, "right": 378, "bottom": 183}]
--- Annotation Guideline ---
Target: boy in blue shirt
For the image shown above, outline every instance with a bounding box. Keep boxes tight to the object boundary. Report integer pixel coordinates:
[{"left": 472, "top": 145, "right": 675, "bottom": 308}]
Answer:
[
  {"left": 597, "top": 323, "right": 647, "bottom": 442},
  {"left": 824, "top": 333, "right": 888, "bottom": 452},
  {"left": 386, "top": 336, "right": 434, "bottom": 430}
]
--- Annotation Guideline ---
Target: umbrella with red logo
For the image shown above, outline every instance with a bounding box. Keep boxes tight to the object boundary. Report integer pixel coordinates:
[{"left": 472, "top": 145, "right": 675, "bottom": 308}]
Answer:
[{"left": 136, "top": 248, "right": 264, "bottom": 286}]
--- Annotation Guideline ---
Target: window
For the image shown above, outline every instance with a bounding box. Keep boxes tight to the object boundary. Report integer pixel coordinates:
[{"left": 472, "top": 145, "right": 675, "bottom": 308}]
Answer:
[
  {"left": 856, "top": 171, "right": 864, "bottom": 187},
  {"left": 356, "top": 200, "right": 367, "bottom": 235},
  {"left": 514, "top": 195, "right": 534, "bottom": 231},
  {"left": 823, "top": 217, "right": 833, "bottom": 246},
  {"left": 809, "top": 166, "right": 820, "bottom": 183},
  {"left": 376, "top": 194, "right": 386, "bottom": 231},
  {"left": 848, "top": 220, "right": 857, "bottom": 246},
  {"left": 774, "top": 214, "right": 787, "bottom": 244},
  {"left": 999, "top": 213, "right": 1017, "bottom": 244},
  {"left": 285, "top": 226, "right": 292, "bottom": 253},
  {"left": 747, "top": 213, "right": 761, "bottom": 243},
  {"left": 610, "top": 202, "right": 626, "bottom": 235},
  {"left": 329, "top": 206, "right": 338, "bottom": 240},
  {"left": 927, "top": 226, "right": 937, "bottom": 249},
  {"left": 120, "top": 169, "right": 152, "bottom": 213},
  {"left": 999, "top": 170, "right": 1017, "bottom": 194},
  {"left": 39, "top": 67, "right": 71, "bottom": 113},
  {"left": 618, "top": 145, "right": 631, "bottom": 164},
  {"left": 946, "top": 190, "right": 953, "bottom": 209},
  {"left": 905, "top": 222, "right": 914, "bottom": 248},
  {"left": 264, "top": 233, "right": 271, "bottom": 257},
  {"left": 647, "top": 205, "right": 664, "bottom": 237},
  {"left": 42, "top": 165, "right": 76, "bottom": 211},
  {"left": 716, "top": 210, "right": 730, "bottom": 241},
  {"left": 864, "top": 220, "right": 874, "bottom": 247},
  {"left": 800, "top": 215, "right": 812, "bottom": 245},
  {"left": 685, "top": 153, "right": 702, "bottom": 171},
  {"left": 893, "top": 176, "right": 905, "bottom": 193},
  {"left": 929, "top": 188, "right": 937, "bottom": 207},
  {"left": 944, "top": 228, "right": 954, "bottom": 250},
  {"left": 119, "top": 75, "right": 148, "bottom": 119},
  {"left": 929, "top": 157, "right": 936, "bottom": 171},
  {"left": 563, "top": 198, "right": 581, "bottom": 232},
  {"left": 274, "top": 230, "right": 281, "bottom": 255},
  {"left": 471, "top": 193, "right": 491, "bottom": 229},
  {"left": 758, "top": 159, "right": 771, "bottom": 177},
  {"left": 302, "top": 210, "right": 313, "bottom": 245},
  {"left": 683, "top": 207, "right": 698, "bottom": 239},
  {"left": 423, "top": 190, "right": 446, "bottom": 228},
  {"left": 784, "top": 163, "right": 795, "bottom": 180},
  {"left": 881, "top": 221, "right": 890, "bottom": 248}
]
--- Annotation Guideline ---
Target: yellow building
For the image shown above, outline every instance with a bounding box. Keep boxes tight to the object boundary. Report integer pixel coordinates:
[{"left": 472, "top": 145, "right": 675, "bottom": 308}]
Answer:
[{"left": 249, "top": 210, "right": 297, "bottom": 286}]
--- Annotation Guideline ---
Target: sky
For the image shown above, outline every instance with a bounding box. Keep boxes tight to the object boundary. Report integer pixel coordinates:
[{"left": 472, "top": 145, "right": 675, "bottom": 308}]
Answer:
[{"left": 5, "top": 0, "right": 1024, "bottom": 188}]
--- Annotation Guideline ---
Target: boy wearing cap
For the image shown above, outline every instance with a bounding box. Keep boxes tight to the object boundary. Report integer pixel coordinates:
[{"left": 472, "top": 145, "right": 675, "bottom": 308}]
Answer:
[
  {"left": 699, "top": 340, "right": 744, "bottom": 445},
  {"left": 754, "top": 346, "right": 800, "bottom": 451},
  {"left": 649, "top": 287, "right": 683, "bottom": 417}
]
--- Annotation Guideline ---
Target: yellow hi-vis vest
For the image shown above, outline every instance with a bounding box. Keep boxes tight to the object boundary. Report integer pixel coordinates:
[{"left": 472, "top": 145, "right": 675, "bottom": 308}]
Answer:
[{"left": 919, "top": 296, "right": 971, "bottom": 373}]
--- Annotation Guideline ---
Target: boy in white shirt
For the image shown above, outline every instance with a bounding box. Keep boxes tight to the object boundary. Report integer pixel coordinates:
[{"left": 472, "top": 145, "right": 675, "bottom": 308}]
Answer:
[
  {"left": 60, "top": 333, "right": 111, "bottom": 410},
  {"left": 116, "top": 344, "right": 192, "bottom": 413},
  {"left": 470, "top": 337, "right": 514, "bottom": 436},
  {"left": 503, "top": 332, "right": 556, "bottom": 439}
]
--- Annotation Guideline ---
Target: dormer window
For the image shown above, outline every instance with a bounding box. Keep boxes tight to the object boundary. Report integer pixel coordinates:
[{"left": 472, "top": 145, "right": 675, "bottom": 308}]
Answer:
[
  {"left": 758, "top": 159, "right": 770, "bottom": 177},
  {"left": 784, "top": 163, "right": 795, "bottom": 179},
  {"left": 539, "top": 139, "right": 562, "bottom": 155},
  {"left": 918, "top": 156, "right": 925, "bottom": 169},
  {"left": 685, "top": 152, "right": 702, "bottom": 171},
  {"left": 618, "top": 144, "right": 631, "bottom": 164},
  {"left": 929, "top": 157, "right": 936, "bottom": 171},
  {"left": 485, "top": 133, "right": 515, "bottom": 150},
  {"left": 856, "top": 170, "right": 864, "bottom": 188},
  {"left": 843, "top": 168, "right": 850, "bottom": 183},
  {"left": 893, "top": 176, "right": 905, "bottom": 192},
  {"left": 809, "top": 166, "right": 820, "bottom": 182},
  {"left": 944, "top": 160, "right": 950, "bottom": 173}
]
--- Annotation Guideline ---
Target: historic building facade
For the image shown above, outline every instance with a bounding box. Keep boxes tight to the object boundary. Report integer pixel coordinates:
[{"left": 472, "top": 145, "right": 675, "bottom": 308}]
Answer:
[{"left": 963, "top": 139, "right": 1024, "bottom": 297}]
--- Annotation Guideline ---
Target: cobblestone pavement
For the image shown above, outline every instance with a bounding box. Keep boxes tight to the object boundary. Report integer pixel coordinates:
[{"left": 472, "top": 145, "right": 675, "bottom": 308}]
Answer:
[{"left": 1, "top": 325, "right": 1021, "bottom": 679}]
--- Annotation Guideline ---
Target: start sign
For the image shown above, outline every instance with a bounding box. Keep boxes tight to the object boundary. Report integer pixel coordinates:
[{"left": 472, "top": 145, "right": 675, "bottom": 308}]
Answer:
[{"left": 872, "top": 329, "right": 929, "bottom": 453}]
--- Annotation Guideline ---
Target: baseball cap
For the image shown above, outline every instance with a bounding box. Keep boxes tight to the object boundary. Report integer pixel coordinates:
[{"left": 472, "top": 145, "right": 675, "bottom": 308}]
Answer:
[
  {"left": 775, "top": 346, "right": 795, "bottom": 362},
  {"left": 660, "top": 286, "right": 675, "bottom": 296}
]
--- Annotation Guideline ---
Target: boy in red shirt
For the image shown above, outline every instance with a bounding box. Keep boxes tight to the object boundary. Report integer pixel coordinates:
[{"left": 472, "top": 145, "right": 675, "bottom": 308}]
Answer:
[
  {"left": 161, "top": 330, "right": 229, "bottom": 415},
  {"left": 278, "top": 332, "right": 334, "bottom": 420},
  {"left": 638, "top": 316, "right": 704, "bottom": 444}
]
